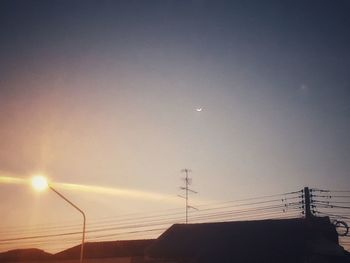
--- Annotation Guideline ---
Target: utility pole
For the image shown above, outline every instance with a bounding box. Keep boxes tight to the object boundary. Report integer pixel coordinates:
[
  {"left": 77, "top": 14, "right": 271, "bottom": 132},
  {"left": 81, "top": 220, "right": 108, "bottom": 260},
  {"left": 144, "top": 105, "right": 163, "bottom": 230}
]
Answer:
[
  {"left": 303, "top": 186, "right": 313, "bottom": 220},
  {"left": 179, "top": 169, "right": 197, "bottom": 224}
]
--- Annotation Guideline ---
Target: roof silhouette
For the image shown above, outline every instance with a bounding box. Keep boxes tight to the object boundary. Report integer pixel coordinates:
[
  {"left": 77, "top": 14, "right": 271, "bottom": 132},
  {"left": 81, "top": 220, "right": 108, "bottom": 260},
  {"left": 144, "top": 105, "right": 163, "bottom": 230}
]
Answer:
[
  {"left": 146, "top": 217, "right": 350, "bottom": 263},
  {"left": 54, "top": 239, "right": 154, "bottom": 259},
  {"left": 1, "top": 217, "right": 349, "bottom": 262},
  {"left": 0, "top": 248, "right": 52, "bottom": 262}
]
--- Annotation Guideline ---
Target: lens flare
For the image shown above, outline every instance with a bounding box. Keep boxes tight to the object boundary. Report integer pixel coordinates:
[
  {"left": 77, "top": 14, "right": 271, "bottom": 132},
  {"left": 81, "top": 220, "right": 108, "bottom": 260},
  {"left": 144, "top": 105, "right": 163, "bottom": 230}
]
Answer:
[
  {"left": 0, "top": 173, "right": 180, "bottom": 204},
  {"left": 54, "top": 182, "right": 179, "bottom": 203},
  {"left": 31, "top": 175, "right": 49, "bottom": 191},
  {"left": 0, "top": 175, "right": 27, "bottom": 185}
]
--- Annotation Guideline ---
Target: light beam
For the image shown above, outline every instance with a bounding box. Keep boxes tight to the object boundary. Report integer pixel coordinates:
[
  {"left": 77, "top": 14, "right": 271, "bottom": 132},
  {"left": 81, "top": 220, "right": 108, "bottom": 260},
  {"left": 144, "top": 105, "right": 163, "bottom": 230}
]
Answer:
[{"left": 0, "top": 174, "right": 181, "bottom": 204}]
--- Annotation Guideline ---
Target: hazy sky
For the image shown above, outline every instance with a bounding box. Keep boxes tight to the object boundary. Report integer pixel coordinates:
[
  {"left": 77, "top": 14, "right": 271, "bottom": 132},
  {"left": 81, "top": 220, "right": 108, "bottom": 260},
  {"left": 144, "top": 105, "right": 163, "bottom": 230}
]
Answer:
[{"left": 1, "top": 0, "right": 350, "bottom": 252}]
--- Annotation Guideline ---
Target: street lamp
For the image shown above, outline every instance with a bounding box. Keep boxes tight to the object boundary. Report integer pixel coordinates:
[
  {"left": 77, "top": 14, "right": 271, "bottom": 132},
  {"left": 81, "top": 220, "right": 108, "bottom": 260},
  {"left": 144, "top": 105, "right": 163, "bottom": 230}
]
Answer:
[{"left": 31, "top": 175, "right": 86, "bottom": 263}]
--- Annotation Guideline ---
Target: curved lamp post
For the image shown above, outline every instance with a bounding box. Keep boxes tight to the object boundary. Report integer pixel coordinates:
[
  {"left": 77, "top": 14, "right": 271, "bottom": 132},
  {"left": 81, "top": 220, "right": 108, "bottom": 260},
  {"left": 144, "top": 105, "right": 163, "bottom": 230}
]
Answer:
[{"left": 31, "top": 176, "right": 86, "bottom": 263}]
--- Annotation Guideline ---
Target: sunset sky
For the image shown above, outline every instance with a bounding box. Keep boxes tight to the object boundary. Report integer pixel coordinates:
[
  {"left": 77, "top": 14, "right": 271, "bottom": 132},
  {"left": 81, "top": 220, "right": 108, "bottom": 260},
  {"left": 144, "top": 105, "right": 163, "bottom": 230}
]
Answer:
[{"left": 1, "top": 0, "right": 350, "bottom": 253}]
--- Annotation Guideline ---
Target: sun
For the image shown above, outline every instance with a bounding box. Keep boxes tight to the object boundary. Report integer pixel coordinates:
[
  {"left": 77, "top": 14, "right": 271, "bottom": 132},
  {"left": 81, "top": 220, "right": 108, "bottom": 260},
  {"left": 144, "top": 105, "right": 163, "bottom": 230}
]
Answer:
[{"left": 31, "top": 175, "right": 49, "bottom": 191}]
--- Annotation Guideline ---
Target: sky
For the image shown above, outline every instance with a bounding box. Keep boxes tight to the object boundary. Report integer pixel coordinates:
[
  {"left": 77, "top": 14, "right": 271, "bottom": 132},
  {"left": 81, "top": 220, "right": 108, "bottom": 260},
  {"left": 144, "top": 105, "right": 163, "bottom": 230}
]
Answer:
[{"left": 1, "top": 0, "right": 350, "bottom": 253}]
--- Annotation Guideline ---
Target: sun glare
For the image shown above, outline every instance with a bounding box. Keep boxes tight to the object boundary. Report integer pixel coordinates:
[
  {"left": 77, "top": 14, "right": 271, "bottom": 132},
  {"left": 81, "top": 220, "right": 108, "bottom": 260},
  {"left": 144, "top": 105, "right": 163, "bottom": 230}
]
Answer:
[
  {"left": 0, "top": 175, "right": 26, "bottom": 185},
  {"left": 31, "top": 175, "right": 49, "bottom": 191},
  {"left": 0, "top": 173, "right": 187, "bottom": 204}
]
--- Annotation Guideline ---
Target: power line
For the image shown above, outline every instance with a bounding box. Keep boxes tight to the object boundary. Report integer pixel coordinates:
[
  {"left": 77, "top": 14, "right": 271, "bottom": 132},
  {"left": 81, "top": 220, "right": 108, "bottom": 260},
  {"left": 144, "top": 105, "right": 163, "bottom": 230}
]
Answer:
[
  {"left": 0, "top": 205, "right": 300, "bottom": 245},
  {"left": 0, "top": 204, "right": 287, "bottom": 242},
  {"left": 0, "top": 190, "right": 300, "bottom": 233},
  {"left": 0, "top": 188, "right": 304, "bottom": 252},
  {"left": 0, "top": 195, "right": 302, "bottom": 241},
  {"left": 0, "top": 197, "right": 288, "bottom": 235}
]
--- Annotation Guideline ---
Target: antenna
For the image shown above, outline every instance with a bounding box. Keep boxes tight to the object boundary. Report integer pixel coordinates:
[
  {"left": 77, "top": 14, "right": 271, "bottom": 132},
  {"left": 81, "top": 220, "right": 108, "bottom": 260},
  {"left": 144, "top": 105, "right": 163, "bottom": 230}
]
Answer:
[{"left": 179, "top": 168, "right": 198, "bottom": 224}]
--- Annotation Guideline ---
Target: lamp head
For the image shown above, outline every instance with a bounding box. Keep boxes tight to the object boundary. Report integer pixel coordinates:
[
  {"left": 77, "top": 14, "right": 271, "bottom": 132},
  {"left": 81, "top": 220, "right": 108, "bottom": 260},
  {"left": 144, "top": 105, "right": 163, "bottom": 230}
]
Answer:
[{"left": 31, "top": 175, "right": 49, "bottom": 191}]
